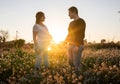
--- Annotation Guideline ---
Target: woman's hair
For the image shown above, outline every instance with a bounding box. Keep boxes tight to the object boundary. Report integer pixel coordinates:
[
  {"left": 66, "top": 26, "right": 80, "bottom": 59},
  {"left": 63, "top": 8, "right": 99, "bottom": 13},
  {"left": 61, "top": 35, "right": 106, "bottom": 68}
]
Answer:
[
  {"left": 68, "top": 6, "right": 78, "bottom": 15},
  {"left": 35, "top": 11, "right": 44, "bottom": 24}
]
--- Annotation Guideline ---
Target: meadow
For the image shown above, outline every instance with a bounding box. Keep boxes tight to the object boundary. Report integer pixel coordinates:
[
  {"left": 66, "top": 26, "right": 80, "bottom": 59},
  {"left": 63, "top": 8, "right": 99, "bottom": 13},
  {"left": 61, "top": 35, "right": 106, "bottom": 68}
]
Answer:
[{"left": 0, "top": 42, "right": 120, "bottom": 84}]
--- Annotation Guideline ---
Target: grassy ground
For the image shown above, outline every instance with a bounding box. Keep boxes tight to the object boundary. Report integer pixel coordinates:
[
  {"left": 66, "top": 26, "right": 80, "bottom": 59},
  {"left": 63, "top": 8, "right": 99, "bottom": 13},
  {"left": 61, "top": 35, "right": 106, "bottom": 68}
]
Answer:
[{"left": 0, "top": 43, "right": 120, "bottom": 84}]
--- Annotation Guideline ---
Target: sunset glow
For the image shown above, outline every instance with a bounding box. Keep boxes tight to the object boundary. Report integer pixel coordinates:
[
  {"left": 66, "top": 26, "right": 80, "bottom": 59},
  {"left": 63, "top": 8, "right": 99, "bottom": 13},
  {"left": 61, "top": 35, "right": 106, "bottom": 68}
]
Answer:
[
  {"left": 0, "top": 0, "right": 120, "bottom": 43},
  {"left": 47, "top": 47, "right": 51, "bottom": 51},
  {"left": 50, "top": 28, "right": 67, "bottom": 44}
]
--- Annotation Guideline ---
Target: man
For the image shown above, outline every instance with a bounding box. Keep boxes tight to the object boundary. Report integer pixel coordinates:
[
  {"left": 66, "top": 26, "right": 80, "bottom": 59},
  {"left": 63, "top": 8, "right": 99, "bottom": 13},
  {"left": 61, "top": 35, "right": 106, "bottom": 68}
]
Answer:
[{"left": 65, "top": 6, "right": 86, "bottom": 73}]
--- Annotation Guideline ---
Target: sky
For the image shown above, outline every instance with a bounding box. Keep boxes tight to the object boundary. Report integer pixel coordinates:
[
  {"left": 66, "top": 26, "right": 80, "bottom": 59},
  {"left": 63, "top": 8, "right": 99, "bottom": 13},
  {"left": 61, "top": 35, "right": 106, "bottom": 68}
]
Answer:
[{"left": 0, "top": 0, "right": 120, "bottom": 43}]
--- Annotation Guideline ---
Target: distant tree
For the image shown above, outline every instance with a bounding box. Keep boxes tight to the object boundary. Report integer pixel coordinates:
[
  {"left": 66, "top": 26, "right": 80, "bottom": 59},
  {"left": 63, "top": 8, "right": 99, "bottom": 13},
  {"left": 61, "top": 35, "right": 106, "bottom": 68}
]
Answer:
[
  {"left": 0, "top": 30, "right": 9, "bottom": 42},
  {"left": 14, "top": 39, "right": 25, "bottom": 48},
  {"left": 2, "top": 37, "right": 5, "bottom": 43},
  {"left": 0, "top": 36, "right": 2, "bottom": 43},
  {"left": 101, "top": 39, "right": 106, "bottom": 44},
  {"left": 117, "top": 41, "right": 120, "bottom": 45}
]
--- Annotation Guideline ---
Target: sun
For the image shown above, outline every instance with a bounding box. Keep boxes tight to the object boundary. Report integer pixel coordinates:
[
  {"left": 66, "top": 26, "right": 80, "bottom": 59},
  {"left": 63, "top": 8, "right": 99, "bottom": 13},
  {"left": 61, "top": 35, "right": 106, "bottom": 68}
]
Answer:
[
  {"left": 50, "top": 28, "right": 67, "bottom": 44},
  {"left": 47, "top": 47, "right": 51, "bottom": 51}
]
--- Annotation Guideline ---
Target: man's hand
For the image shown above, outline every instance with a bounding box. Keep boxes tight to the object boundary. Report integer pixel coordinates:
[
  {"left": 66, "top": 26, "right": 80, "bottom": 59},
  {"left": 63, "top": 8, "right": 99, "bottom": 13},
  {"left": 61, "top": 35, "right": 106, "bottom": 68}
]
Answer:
[{"left": 63, "top": 40, "right": 69, "bottom": 48}]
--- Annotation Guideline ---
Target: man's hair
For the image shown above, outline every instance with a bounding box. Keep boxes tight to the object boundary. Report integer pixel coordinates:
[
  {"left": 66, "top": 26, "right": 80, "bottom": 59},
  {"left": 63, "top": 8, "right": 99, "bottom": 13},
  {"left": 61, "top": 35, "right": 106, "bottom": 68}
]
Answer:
[
  {"left": 35, "top": 11, "right": 44, "bottom": 24},
  {"left": 68, "top": 6, "right": 78, "bottom": 15}
]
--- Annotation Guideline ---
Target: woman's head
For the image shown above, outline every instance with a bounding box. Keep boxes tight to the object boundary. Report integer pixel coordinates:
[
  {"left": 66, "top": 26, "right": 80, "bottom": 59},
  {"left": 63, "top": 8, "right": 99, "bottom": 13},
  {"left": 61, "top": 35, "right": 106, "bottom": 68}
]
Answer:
[{"left": 35, "top": 11, "right": 45, "bottom": 24}]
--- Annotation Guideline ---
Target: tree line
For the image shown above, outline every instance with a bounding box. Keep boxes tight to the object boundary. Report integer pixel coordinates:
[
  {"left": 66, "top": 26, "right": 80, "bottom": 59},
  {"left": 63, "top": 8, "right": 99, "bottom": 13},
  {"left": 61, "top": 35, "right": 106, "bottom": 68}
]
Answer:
[{"left": 0, "top": 30, "right": 9, "bottom": 43}]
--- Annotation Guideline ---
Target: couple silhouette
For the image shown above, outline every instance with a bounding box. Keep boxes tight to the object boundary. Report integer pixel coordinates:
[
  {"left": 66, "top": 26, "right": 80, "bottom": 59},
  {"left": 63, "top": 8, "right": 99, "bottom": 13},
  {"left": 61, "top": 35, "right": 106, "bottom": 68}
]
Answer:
[{"left": 33, "top": 6, "right": 86, "bottom": 73}]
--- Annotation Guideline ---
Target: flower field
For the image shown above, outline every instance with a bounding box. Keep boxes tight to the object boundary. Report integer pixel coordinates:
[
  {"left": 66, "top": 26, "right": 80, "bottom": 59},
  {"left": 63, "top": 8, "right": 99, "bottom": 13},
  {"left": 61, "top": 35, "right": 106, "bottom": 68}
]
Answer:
[{"left": 0, "top": 43, "right": 120, "bottom": 84}]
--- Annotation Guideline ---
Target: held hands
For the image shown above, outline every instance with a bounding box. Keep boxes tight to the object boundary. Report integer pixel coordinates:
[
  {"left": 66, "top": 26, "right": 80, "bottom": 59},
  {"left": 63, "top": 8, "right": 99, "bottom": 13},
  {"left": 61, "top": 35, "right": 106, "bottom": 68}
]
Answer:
[{"left": 63, "top": 40, "right": 69, "bottom": 48}]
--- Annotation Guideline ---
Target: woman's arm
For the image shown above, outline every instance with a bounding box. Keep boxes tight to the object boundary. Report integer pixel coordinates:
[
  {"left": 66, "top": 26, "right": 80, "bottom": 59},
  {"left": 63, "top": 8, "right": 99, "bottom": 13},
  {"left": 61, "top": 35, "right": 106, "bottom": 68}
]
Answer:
[{"left": 33, "top": 31, "right": 37, "bottom": 45}]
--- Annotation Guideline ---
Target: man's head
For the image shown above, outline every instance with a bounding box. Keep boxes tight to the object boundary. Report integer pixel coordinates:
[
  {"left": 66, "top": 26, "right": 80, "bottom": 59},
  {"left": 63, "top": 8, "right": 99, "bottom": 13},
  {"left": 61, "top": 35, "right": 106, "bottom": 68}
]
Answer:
[
  {"left": 68, "top": 6, "right": 78, "bottom": 19},
  {"left": 36, "top": 11, "right": 45, "bottom": 24}
]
